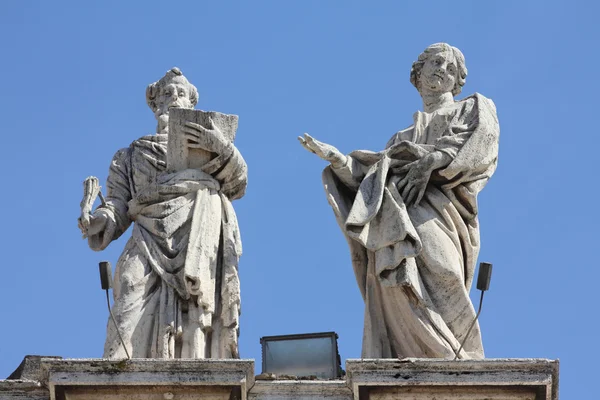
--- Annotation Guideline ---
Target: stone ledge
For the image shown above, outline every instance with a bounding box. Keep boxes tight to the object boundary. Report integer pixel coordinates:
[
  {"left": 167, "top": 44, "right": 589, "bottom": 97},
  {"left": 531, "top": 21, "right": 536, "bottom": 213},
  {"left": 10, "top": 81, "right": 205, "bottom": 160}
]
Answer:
[
  {"left": 0, "top": 357, "right": 560, "bottom": 400},
  {"left": 0, "top": 379, "right": 48, "bottom": 400},
  {"left": 40, "top": 358, "right": 255, "bottom": 400},
  {"left": 345, "top": 358, "right": 559, "bottom": 400},
  {"left": 249, "top": 380, "right": 352, "bottom": 400}
]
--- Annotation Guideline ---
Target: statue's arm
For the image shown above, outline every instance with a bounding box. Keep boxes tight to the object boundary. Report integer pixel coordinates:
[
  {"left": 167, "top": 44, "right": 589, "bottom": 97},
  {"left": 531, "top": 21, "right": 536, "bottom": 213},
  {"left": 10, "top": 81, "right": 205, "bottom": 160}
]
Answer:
[
  {"left": 184, "top": 119, "right": 247, "bottom": 200},
  {"left": 329, "top": 156, "right": 365, "bottom": 191},
  {"left": 87, "top": 148, "right": 133, "bottom": 251},
  {"left": 203, "top": 144, "right": 248, "bottom": 200},
  {"left": 298, "top": 133, "right": 365, "bottom": 191}
]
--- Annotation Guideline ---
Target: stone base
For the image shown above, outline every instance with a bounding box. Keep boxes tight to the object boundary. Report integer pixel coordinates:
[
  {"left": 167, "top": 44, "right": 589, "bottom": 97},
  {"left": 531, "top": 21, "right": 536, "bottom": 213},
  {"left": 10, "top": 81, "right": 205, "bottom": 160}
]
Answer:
[
  {"left": 0, "top": 380, "right": 49, "bottom": 400},
  {"left": 346, "top": 359, "right": 559, "bottom": 400},
  {"left": 40, "top": 359, "right": 254, "bottom": 400},
  {"left": 52, "top": 385, "right": 233, "bottom": 400},
  {"left": 0, "top": 357, "right": 559, "bottom": 400},
  {"left": 250, "top": 380, "right": 351, "bottom": 400}
]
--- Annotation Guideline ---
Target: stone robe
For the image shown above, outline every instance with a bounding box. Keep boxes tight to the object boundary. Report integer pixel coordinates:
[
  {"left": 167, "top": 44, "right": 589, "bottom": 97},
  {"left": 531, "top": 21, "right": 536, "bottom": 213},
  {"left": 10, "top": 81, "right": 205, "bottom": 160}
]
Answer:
[
  {"left": 323, "top": 93, "right": 499, "bottom": 359},
  {"left": 88, "top": 133, "right": 247, "bottom": 359}
]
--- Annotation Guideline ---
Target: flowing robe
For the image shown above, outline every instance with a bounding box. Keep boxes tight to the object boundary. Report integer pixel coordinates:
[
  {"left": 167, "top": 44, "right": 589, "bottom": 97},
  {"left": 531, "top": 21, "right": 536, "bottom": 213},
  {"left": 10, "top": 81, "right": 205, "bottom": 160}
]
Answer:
[
  {"left": 88, "top": 133, "right": 247, "bottom": 359},
  {"left": 323, "top": 93, "right": 499, "bottom": 359}
]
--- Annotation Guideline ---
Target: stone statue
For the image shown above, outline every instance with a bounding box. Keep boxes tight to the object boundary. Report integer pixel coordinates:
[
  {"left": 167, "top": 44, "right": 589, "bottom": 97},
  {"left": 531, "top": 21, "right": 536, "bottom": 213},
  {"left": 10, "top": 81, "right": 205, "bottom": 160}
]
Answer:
[
  {"left": 78, "top": 68, "right": 247, "bottom": 359},
  {"left": 299, "top": 43, "right": 499, "bottom": 359}
]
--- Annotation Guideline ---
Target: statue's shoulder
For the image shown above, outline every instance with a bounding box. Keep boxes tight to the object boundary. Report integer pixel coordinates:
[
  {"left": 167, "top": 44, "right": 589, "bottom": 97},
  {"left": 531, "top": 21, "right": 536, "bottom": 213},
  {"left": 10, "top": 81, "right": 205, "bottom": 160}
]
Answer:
[
  {"left": 386, "top": 124, "right": 415, "bottom": 149},
  {"left": 462, "top": 93, "right": 497, "bottom": 115},
  {"left": 130, "top": 134, "right": 167, "bottom": 148},
  {"left": 110, "top": 146, "right": 132, "bottom": 167},
  {"left": 114, "top": 146, "right": 130, "bottom": 157}
]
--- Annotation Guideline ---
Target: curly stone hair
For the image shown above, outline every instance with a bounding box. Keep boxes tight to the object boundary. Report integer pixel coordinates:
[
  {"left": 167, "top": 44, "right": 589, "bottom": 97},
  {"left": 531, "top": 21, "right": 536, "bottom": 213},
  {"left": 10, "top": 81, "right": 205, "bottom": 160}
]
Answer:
[
  {"left": 409, "top": 43, "right": 467, "bottom": 96},
  {"left": 146, "top": 67, "right": 199, "bottom": 112}
]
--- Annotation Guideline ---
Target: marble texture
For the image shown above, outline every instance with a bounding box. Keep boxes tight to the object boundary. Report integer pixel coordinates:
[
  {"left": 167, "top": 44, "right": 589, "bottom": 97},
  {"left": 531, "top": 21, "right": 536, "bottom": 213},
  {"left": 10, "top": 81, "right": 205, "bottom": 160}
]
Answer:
[
  {"left": 0, "top": 357, "right": 559, "bottom": 400},
  {"left": 41, "top": 358, "right": 254, "bottom": 400},
  {"left": 0, "top": 380, "right": 48, "bottom": 400},
  {"left": 345, "top": 359, "right": 558, "bottom": 400},
  {"left": 78, "top": 67, "right": 247, "bottom": 359},
  {"left": 300, "top": 43, "right": 499, "bottom": 359},
  {"left": 250, "top": 381, "right": 352, "bottom": 400}
]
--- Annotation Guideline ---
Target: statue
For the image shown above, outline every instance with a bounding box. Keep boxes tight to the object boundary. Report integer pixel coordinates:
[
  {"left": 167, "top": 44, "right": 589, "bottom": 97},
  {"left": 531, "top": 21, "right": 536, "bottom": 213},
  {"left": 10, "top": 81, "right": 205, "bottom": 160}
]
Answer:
[
  {"left": 78, "top": 68, "right": 247, "bottom": 359},
  {"left": 299, "top": 43, "right": 499, "bottom": 359}
]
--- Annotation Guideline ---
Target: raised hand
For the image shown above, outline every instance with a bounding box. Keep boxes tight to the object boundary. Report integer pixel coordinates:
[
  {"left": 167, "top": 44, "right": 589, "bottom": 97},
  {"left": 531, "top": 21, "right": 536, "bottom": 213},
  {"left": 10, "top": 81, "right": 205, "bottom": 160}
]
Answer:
[
  {"left": 184, "top": 117, "right": 229, "bottom": 154},
  {"left": 298, "top": 133, "right": 347, "bottom": 168},
  {"left": 78, "top": 176, "right": 101, "bottom": 237}
]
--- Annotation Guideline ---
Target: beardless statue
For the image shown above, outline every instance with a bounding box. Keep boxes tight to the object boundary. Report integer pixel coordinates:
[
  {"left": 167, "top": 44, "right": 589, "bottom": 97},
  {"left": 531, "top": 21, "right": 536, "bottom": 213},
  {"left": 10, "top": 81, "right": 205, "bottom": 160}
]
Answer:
[
  {"left": 79, "top": 68, "right": 247, "bottom": 359},
  {"left": 300, "top": 43, "right": 499, "bottom": 359}
]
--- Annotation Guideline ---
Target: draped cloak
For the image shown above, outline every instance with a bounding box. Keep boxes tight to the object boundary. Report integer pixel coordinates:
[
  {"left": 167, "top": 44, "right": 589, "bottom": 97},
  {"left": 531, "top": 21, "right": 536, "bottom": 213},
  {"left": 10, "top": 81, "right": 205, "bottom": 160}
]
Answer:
[
  {"left": 88, "top": 133, "right": 247, "bottom": 359},
  {"left": 323, "top": 93, "right": 499, "bottom": 359}
]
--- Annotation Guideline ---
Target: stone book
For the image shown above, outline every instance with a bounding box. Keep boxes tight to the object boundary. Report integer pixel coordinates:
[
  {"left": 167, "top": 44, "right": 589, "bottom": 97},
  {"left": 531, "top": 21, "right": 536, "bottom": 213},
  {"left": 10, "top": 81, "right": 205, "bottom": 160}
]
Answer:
[{"left": 167, "top": 108, "right": 238, "bottom": 172}]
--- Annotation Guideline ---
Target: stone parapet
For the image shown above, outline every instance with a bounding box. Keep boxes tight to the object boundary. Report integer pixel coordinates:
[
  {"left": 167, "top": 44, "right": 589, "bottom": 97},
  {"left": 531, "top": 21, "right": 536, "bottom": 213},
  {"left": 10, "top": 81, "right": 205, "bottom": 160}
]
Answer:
[
  {"left": 346, "top": 358, "right": 559, "bottom": 400},
  {"left": 40, "top": 358, "right": 254, "bottom": 400},
  {"left": 0, "top": 357, "right": 559, "bottom": 400},
  {"left": 0, "top": 379, "right": 49, "bottom": 400},
  {"left": 250, "top": 380, "right": 352, "bottom": 400}
]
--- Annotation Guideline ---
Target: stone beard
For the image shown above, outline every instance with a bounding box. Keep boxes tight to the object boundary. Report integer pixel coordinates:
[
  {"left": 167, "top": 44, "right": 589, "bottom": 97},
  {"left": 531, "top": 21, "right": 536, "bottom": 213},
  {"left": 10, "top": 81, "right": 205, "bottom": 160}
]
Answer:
[
  {"left": 82, "top": 68, "right": 247, "bottom": 358},
  {"left": 300, "top": 43, "right": 499, "bottom": 359}
]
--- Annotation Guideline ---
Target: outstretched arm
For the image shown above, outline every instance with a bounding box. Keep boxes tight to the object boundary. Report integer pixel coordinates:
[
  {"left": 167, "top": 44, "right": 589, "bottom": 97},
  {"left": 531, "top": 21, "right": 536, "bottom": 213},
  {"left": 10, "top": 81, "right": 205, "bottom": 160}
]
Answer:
[
  {"left": 298, "top": 133, "right": 346, "bottom": 168},
  {"left": 299, "top": 133, "right": 365, "bottom": 190}
]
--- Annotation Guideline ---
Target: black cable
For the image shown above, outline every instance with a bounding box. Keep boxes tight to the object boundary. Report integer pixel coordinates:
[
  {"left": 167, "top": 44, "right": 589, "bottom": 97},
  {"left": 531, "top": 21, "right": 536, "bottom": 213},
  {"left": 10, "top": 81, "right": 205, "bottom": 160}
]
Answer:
[
  {"left": 105, "top": 289, "right": 131, "bottom": 359},
  {"left": 453, "top": 290, "right": 485, "bottom": 360}
]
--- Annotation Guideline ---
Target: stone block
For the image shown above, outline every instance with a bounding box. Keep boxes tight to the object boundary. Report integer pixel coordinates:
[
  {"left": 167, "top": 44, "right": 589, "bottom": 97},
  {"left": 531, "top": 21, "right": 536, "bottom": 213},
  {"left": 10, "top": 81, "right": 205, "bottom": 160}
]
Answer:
[
  {"left": 0, "top": 380, "right": 49, "bottom": 400},
  {"left": 345, "top": 359, "right": 558, "bottom": 400},
  {"left": 40, "top": 358, "right": 254, "bottom": 400},
  {"left": 249, "top": 380, "right": 352, "bottom": 400}
]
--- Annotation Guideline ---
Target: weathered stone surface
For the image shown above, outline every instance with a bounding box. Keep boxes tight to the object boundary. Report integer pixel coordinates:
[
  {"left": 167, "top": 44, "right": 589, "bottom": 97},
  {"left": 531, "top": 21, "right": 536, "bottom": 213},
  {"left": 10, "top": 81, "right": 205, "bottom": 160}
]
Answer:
[
  {"left": 59, "top": 385, "right": 233, "bottom": 400},
  {"left": 41, "top": 358, "right": 254, "bottom": 400},
  {"left": 369, "top": 386, "right": 538, "bottom": 400},
  {"left": 8, "top": 356, "right": 62, "bottom": 381},
  {"left": 0, "top": 380, "right": 49, "bottom": 400},
  {"left": 345, "top": 359, "right": 558, "bottom": 400},
  {"left": 167, "top": 107, "right": 239, "bottom": 172},
  {"left": 77, "top": 67, "right": 247, "bottom": 359},
  {"left": 250, "top": 381, "right": 352, "bottom": 400},
  {"left": 0, "top": 357, "right": 559, "bottom": 400},
  {"left": 299, "top": 43, "right": 499, "bottom": 359}
]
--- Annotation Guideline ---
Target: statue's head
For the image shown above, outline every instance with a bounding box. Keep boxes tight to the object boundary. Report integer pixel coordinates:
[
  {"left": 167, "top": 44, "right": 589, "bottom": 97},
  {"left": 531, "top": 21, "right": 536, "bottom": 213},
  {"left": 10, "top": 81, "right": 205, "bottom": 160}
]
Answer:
[
  {"left": 410, "top": 43, "right": 467, "bottom": 97},
  {"left": 146, "top": 67, "right": 199, "bottom": 119}
]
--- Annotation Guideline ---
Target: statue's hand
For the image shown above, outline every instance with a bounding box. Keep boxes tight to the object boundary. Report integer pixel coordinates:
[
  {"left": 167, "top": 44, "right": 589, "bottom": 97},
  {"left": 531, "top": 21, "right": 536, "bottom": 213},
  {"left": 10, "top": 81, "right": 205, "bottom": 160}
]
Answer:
[
  {"left": 396, "top": 151, "right": 453, "bottom": 207},
  {"left": 79, "top": 211, "right": 109, "bottom": 239},
  {"left": 184, "top": 118, "right": 229, "bottom": 154},
  {"left": 298, "top": 133, "right": 347, "bottom": 168},
  {"left": 396, "top": 159, "right": 433, "bottom": 207},
  {"left": 78, "top": 211, "right": 92, "bottom": 238}
]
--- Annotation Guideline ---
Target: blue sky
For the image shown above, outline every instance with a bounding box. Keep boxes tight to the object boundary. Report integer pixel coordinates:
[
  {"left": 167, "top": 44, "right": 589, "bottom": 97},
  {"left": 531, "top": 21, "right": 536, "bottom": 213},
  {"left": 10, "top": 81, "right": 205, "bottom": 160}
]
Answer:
[{"left": 0, "top": 0, "right": 597, "bottom": 397}]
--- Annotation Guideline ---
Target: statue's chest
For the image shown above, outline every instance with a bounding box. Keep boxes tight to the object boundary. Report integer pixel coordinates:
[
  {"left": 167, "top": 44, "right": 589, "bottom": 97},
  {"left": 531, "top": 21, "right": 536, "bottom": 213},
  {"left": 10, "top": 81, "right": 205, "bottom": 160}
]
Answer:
[
  {"left": 414, "top": 108, "right": 457, "bottom": 145},
  {"left": 130, "top": 145, "right": 167, "bottom": 192}
]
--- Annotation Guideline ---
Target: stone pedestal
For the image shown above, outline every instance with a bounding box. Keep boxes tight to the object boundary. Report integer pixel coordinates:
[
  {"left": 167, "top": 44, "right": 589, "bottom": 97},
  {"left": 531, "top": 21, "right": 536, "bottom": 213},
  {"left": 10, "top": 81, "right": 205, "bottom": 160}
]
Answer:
[
  {"left": 345, "top": 359, "right": 559, "bottom": 400},
  {"left": 40, "top": 359, "right": 254, "bottom": 400},
  {"left": 250, "top": 380, "right": 352, "bottom": 400},
  {"left": 0, "top": 380, "right": 49, "bottom": 400},
  {"left": 0, "top": 357, "right": 560, "bottom": 400}
]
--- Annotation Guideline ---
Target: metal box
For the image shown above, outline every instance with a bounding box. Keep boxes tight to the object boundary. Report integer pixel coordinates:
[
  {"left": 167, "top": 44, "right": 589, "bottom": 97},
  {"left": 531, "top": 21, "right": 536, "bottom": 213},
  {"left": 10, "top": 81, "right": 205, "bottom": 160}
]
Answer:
[{"left": 260, "top": 332, "right": 341, "bottom": 379}]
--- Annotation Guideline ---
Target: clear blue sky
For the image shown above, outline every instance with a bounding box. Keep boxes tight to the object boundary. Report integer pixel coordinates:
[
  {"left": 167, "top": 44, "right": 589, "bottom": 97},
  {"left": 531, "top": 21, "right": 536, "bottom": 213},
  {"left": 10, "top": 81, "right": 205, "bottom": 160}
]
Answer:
[{"left": 0, "top": 1, "right": 596, "bottom": 397}]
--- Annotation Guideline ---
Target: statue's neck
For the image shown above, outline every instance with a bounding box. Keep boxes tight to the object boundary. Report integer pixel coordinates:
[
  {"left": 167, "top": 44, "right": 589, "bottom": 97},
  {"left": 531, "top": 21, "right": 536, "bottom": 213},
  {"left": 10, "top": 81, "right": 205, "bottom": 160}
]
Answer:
[{"left": 420, "top": 91, "right": 454, "bottom": 113}]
